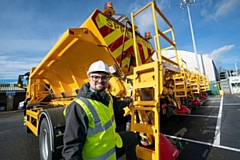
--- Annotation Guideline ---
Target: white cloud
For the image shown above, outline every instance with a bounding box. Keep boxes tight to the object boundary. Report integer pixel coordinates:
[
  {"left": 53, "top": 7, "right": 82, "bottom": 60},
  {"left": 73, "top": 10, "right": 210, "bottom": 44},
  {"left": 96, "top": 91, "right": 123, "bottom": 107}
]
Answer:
[
  {"left": 0, "top": 30, "right": 61, "bottom": 80},
  {"left": 213, "top": 0, "right": 239, "bottom": 19},
  {"left": 135, "top": 8, "right": 153, "bottom": 35},
  {"left": 128, "top": 0, "right": 170, "bottom": 36},
  {"left": 207, "top": 45, "right": 235, "bottom": 60},
  {"left": 0, "top": 38, "right": 54, "bottom": 53},
  {"left": 0, "top": 58, "right": 39, "bottom": 79},
  {"left": 202, "top": 0, "right": 213, "bottom": 7},
  {"left": 129, "top": 1, "right": 144, "bottom": 12},
  {"left": 202, "top": 0, "right": 240, "bottom": 21}
]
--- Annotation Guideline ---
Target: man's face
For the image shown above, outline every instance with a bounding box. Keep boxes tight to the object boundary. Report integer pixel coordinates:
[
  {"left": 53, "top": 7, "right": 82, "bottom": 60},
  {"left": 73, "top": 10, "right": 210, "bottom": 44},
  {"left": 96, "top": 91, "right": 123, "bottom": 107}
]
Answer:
[{"left": 88, "top": 72, "right": 109, "bottom": 92}]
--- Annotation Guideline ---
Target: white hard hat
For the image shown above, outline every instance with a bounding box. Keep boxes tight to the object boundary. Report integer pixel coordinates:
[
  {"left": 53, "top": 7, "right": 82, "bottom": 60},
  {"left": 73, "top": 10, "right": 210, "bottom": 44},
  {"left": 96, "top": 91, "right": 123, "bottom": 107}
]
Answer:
[{"left": 87, "top": 60, "right": 110, "bottom": 76}]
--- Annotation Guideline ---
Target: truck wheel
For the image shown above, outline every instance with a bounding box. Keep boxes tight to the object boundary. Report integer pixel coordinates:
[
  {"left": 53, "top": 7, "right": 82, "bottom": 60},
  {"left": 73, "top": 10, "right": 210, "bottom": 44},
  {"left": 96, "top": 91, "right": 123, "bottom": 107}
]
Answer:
[{"left": 39, "top": 118, "right": 52, "bottom": 160}]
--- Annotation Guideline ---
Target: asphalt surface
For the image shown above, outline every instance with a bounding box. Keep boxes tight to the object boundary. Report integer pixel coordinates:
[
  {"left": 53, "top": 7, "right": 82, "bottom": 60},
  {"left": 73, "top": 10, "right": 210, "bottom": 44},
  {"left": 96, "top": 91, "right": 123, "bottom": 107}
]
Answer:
[
  {"left": 0, "top": 110, "right": 40, "bottom": 160},
  {"left": 161, "top": 94, "right": 240, "bottom": 160},
  {"left": 1, "top": 94, "right": 240, "bottom": 160}
]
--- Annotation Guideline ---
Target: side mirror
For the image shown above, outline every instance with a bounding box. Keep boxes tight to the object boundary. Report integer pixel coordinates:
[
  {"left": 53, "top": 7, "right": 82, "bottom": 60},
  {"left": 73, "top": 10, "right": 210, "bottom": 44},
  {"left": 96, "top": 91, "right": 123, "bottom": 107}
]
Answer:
[{"left": 17, "top": 75, "right": 24, "bottom": 88}]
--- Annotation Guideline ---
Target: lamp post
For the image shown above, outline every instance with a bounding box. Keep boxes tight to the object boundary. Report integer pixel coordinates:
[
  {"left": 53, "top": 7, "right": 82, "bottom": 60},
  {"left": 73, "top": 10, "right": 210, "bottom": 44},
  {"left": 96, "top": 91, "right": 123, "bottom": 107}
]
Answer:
[{"left": 180, "top": 0, "right": 200, "bottom": 73}]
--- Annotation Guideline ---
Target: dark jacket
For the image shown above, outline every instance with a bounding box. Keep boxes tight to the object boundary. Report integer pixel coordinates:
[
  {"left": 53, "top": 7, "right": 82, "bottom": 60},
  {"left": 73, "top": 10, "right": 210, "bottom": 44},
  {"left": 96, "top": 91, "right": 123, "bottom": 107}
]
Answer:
[{"left": 62, "top": 83, "right": 131, "bottom": 160}]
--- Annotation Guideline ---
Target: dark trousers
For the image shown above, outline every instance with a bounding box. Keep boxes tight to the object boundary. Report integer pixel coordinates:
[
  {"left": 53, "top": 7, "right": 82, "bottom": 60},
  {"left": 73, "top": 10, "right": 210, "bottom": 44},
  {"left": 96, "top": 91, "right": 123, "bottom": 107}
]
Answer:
[{"left": 117, "top": 131, "right": 138, "bottom": 160}]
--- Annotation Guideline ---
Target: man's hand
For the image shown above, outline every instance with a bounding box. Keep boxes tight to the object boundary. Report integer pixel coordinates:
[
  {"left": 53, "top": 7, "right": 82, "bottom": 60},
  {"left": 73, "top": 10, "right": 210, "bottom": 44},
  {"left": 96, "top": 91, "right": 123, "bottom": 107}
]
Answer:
[{"left": 123, "top": 107, "right": 131, "bottom": 117}]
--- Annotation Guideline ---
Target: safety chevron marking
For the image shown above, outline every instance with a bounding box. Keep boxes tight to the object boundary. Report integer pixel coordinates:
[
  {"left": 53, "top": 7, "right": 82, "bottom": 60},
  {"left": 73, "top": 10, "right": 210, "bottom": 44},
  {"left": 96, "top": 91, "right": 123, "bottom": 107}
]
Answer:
[{"left": 93, "top": 10, "right": 155, "bottom": 66}]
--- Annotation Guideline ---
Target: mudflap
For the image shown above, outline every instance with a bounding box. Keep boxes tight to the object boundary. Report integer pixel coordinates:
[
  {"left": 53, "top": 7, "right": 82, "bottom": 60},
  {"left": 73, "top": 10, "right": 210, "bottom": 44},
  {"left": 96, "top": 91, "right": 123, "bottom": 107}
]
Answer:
[
  {"left": 142, "top": 134, "right": 180, "bottom": 160},
  {"left": 160, "top": 133, "right": 179, "bottom": 160}
]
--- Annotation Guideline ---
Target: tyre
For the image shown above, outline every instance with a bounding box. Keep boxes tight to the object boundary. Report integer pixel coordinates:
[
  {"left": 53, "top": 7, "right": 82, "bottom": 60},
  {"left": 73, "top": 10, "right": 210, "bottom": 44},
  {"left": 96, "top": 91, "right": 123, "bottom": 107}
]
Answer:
[{"left": 39, "top": 118, "right": 52, "bottom": 160}]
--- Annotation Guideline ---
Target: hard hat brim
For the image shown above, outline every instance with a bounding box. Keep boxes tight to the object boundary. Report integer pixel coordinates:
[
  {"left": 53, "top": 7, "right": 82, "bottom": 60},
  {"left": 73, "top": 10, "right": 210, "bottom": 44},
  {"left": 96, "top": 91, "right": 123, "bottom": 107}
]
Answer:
[{"left": 87, "top": 71, "right": 110, "bottom": 77}]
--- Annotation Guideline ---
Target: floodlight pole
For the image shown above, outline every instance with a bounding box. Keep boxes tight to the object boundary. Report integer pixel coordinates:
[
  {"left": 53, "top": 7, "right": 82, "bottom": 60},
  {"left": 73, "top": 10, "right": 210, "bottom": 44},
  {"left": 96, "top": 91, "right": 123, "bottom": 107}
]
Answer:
[{"left": 180, "top": 0, "right": 200, "bottom": 73}]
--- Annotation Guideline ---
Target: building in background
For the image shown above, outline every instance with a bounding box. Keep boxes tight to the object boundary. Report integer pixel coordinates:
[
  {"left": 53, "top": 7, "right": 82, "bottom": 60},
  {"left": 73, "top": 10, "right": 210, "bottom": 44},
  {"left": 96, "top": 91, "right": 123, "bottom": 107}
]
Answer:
[
  {"left": 152, "top": 50, "right": 240, "bottom": 94},
  {"left": 152, "top": 50, "right": 219, "bottom": 82},
  {"left": 0, "top": 84, "right": 25, "bottom": 111},
  {"left": 219, "top": 70, "right": 240, "bottom": 94}
]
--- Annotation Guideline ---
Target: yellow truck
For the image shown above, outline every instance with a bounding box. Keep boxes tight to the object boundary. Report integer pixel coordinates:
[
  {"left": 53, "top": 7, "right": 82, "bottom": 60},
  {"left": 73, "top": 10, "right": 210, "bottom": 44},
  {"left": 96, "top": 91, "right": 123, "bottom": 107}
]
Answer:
[{"left": 18, "top": 1, "right": 182, "bottom": 160}]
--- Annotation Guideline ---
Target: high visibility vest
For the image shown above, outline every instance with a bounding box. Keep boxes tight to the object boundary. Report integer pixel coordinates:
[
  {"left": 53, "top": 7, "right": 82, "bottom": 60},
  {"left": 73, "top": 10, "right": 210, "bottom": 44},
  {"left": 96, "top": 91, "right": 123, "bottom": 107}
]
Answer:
[{"left": 64, "top": 95, "right": 122, "bottom": 160}]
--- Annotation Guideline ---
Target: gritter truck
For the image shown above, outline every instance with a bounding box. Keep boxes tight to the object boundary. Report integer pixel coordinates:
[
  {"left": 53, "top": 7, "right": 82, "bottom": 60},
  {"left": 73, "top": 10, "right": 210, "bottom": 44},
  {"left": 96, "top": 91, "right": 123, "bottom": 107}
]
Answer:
[{"left": 17, "top": 1, "right": 185, "bottom": 160}]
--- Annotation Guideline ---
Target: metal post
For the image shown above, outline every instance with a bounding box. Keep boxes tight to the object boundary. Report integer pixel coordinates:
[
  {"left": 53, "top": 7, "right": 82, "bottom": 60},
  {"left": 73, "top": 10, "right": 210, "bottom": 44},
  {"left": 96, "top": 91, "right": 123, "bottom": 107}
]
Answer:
[{"left": 180, "top": 0, "right": 200, "bottom": 73}]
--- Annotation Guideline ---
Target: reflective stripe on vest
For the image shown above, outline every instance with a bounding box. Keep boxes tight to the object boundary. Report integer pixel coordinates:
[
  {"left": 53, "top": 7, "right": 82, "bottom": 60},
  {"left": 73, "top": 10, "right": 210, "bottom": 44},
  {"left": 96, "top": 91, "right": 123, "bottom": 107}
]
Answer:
[
  {"left": 75, "top": 97, "right": 122, "bottom": 148},
  {"left": 75, "top": 97, "right": 115, "bottom": 135},
  {"left": 73, "top": 96, "right": 119, "bottom": 160}
]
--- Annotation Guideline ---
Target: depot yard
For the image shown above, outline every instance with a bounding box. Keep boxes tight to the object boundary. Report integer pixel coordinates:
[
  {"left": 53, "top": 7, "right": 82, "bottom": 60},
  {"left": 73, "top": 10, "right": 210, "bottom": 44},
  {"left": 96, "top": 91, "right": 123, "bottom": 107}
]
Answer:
[
  {"left": 161, "top": 94, "right": 240, "bottom": 160},
  {"left": 1, "top": 94, "right": 240, "bottom": 160}
]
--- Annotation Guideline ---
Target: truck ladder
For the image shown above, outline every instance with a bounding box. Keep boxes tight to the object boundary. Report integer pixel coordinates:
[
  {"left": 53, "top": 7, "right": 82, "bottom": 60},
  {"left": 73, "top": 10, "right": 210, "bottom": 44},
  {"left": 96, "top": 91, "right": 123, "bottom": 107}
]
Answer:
[
  {"left": 190, "top": 74, "right": 200, "bottom": 94},
  {"left": 173, "top": 75, "right": 188, "bottom": 98},
  {"left": 129, "top": 1, "right": 181, "bottom": 159},
  {"left": 130, "top": 61, "right": 161, "bottom": 160}
]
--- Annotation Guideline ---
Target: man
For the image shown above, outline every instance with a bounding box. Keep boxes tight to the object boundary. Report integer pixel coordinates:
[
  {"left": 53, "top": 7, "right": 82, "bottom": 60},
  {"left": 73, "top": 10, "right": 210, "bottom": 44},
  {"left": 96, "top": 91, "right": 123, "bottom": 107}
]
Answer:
[{"left": 62, "top": 60, "right": 138, "bottom": 160}]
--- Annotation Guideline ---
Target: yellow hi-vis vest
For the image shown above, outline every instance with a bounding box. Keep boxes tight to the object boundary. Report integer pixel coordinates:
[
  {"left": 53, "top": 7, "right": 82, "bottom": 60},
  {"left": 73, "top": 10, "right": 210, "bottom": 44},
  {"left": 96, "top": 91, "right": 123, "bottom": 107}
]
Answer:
[{"left": 67, "top": 96, "right": 123, "bottom": 160}]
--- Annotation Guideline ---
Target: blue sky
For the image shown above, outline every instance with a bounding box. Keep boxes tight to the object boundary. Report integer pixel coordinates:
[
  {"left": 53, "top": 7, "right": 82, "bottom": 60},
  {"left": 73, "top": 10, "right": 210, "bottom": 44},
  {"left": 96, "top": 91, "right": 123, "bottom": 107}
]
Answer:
[{"left": 0, "top": 0, "right": 239, "bottom": 82}]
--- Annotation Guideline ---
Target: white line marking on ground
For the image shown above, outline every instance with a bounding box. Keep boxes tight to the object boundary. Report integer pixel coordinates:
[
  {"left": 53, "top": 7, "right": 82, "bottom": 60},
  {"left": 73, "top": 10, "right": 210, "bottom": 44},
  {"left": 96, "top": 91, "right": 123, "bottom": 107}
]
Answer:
[
  {"left": 200, "top": 106, "right": 219, "bottom": 108},
  {"left": 209, "top": 101, "right": 220, "bottom": 103},
  {"left": 207, "top": 99, "right": 220, "bottom": 102},
  {"left": 207, "top": 98, "right": 220, "bottom": 101},
  {"left": 164, "top": 134, "right": 240, "bottom": 153},
  {"left": 186, "top": 114, "right": 218, "bottom": 118},
  {"left": 213, "top": 95, "right": 223, "bottom": 145},
  {"left": 223, "top": 103, "right": 240, "bottom": 105}
]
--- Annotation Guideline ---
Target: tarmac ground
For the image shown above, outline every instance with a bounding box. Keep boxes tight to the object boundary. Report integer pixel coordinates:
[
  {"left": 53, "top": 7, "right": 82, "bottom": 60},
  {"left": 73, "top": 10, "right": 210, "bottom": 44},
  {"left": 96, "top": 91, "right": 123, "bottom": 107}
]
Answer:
[{"left": 0, "top": 94, "right": 240, "bottom": 160}]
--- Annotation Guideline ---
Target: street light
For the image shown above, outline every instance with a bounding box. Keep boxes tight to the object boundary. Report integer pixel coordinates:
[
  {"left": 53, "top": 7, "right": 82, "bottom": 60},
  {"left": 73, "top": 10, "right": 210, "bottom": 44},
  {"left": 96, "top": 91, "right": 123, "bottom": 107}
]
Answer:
[{"left": 180, "top": 0, "right": 200, "bottom": 73}]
